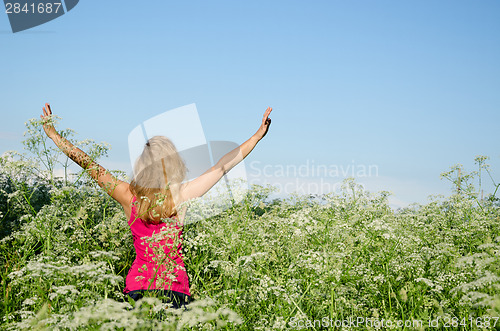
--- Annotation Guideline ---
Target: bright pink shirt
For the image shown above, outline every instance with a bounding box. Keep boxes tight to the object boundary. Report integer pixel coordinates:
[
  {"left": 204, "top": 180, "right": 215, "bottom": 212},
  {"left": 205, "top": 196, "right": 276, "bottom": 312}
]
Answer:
[{"left": 123, "top": 197, "right": 191, "bottom": 296}]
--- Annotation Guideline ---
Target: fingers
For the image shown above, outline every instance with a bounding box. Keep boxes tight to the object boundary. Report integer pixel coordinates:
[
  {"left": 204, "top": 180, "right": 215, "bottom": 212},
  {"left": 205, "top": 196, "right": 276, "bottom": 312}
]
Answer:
[
  {"left": 42, "top": 103, "right": 52, "bottom": 120},
  {"left": 262, "top": 107, "right": 272, "bottom": 119},
  {"left": 45, "top": 103, "right": 52, "bottom": 115},
  {"left": 263, "top": 107, "right": 272, "bottom": 125},
  {"left": 264, "top": 106, "right": 272, "bottom": 117}
]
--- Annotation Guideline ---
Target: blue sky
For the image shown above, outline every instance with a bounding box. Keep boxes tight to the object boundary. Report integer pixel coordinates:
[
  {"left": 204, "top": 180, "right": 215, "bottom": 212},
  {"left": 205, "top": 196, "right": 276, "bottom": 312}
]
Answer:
[{"left": 1, "top": 0, "right": 499, "bottom": 207}]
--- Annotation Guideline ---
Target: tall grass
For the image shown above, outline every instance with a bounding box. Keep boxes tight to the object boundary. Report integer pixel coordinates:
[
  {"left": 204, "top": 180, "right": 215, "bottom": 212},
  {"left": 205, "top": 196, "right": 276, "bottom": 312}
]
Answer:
[{"left": 1, "top": 119, "right": 499, "bottom": 330}]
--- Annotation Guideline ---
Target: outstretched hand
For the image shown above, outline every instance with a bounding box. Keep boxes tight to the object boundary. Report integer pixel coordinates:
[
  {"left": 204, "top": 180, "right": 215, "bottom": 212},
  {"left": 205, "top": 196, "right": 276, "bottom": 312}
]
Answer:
[
  {"left": 255, "top": 107, "right": 272, "bottom": 140},
  {"left": 41, "top": 103, "right": 57, "bottom": 138}
]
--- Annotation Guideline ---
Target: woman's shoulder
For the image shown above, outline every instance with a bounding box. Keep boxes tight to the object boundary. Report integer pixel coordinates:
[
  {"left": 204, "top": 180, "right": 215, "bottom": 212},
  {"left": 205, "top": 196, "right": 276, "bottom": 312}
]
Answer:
[{"left": 124, "top": 195, "right": 137, "bottom": 224}]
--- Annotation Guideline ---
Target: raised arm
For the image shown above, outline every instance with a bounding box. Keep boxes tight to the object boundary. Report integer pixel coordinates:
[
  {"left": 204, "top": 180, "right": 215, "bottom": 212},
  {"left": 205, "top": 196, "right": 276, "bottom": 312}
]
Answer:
[
  {"left": 180, "top": 107, "right": 272, "bottom": 202},
  {"left": 41, "top": 103, "right": 133, "bottom": 209}
]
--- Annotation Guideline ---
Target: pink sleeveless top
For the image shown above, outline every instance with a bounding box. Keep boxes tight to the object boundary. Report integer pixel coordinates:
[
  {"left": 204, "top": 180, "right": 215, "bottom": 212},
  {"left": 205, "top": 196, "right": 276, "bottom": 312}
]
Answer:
[{"left": 123, "top": 197, "right": 191, "bottom": 296}]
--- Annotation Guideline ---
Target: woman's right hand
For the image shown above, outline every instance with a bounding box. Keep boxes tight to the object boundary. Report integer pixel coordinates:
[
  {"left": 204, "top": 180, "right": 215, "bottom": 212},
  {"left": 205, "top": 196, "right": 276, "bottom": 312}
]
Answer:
[
  {"left": 254, "top": 106, "right": 272, "bottom": 141},
  {"left": 41, "top": 103, "right": 57, "bottom": 139}
]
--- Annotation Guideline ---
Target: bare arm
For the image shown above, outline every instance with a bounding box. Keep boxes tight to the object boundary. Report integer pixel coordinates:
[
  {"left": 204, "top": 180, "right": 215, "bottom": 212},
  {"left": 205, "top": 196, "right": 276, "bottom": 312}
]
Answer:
[
  {"left": 41, "top": 103, "right": 133, "bottom": 209},
  {"left": 180, "top": 107, "right": 272, "bottom": 202}
]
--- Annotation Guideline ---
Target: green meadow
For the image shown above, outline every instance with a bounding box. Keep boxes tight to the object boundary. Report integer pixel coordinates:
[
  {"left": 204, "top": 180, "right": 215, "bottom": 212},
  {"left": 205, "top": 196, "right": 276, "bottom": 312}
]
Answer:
[{"left": 1, "top": 119, "right": 499, "bottom": 330}]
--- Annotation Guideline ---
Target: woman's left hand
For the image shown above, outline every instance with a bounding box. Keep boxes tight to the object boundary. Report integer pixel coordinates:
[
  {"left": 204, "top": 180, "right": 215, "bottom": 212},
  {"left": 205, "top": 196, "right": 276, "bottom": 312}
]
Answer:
[
  {"left": 41, "top": 103, "right": 57, "bottom": 139},
  {"left": 255, "top": 107, "right": 272, "bottom": 140}
]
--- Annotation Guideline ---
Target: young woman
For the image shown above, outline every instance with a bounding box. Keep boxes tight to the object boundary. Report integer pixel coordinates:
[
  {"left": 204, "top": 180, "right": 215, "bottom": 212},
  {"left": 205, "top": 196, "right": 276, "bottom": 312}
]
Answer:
[{"left": 40, "top": 103, "right": 272, "bottom": 307}]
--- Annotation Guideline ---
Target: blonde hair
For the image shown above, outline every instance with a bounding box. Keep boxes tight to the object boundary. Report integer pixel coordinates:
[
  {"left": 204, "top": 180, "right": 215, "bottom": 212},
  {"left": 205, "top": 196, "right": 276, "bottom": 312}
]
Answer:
[{"left": 129, "top": 136, "right": 186, "bottom": 224}]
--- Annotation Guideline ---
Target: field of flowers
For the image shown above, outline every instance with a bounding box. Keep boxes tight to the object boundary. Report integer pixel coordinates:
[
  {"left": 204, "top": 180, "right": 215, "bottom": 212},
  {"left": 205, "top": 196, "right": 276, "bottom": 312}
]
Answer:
[{"left": 1, "top": 120, "right": 500, "bottom": 330}]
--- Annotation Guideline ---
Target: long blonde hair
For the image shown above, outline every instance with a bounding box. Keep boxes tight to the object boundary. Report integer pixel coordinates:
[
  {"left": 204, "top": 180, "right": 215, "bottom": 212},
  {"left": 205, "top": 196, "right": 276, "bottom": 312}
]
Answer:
[{"left": 129, "top": 136, "right": 186, "bottom": 224}]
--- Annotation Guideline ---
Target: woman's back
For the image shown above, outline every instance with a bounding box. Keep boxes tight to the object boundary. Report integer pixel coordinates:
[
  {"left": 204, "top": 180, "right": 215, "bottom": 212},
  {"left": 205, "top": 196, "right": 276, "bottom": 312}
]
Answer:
[{"left": 124, "top": 197, "right": 191, "bottom": 296}]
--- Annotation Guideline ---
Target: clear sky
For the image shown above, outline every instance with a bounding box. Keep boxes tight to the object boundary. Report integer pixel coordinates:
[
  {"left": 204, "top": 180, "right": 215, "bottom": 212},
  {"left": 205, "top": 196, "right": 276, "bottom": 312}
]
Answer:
[{"left": 1, "top": 0, "right": 499, "bottom": 207}]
